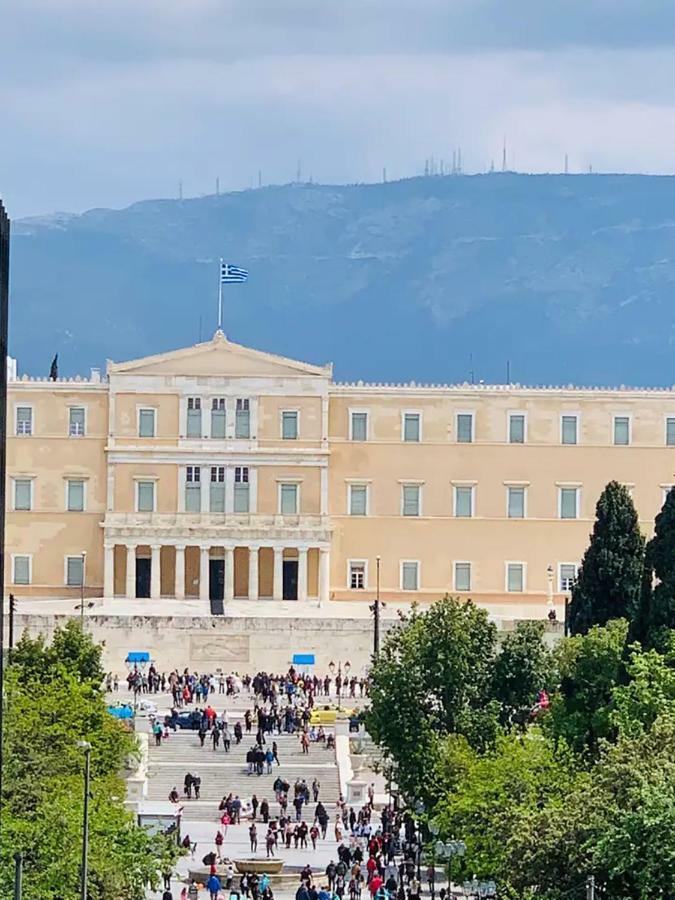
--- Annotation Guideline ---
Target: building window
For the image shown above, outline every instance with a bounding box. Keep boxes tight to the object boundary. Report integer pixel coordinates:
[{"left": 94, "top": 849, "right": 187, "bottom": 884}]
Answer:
[
  {"left": 559, "top": 563, "right": 578, "bottom": 592},
  {"left": 507, "top": 486, "right": 526, "bottom": 519},
  {"left": 12, "top": 555, "right": 31, "bottom": 585},
  {"left": 137, "top": 480, "right": 155, "bottom": 512},
  {"left": 401, "top": 561, "right": 419, "bottom": 591},
  {"left": 613, "top": 415, "right": 630, "bottom": 446},
  {"left": 402, "top": 484, "right": 421, "bottom": 517},
  {"left": 349, "top": 561, "right": 367, "bottom": 590},
  {"left": 210, "top": 466, "right": 225, "bottom": 513},
  {"left": 350, "top": 411, "right": 368, "bottom": 441},
  {"left": 66, "top": 555, "right": 84, "bottom": 587},
  {"left": 185, "top": 466, "right": 201, "bottom": 512},
  {"left": 508, "top": 413, "right": 525, "bottom": 444},
  {"left": 667, "top": 418, "right": 675, "bottom": 446},
  {"left": 454, "top": 561, "right": 471, "bottom": 592},
  {"left": 454, "top": 485, "right": 474, "bottom": 518},
  {"left": 561, "top": 415, "right": 578, "bottom": 446},
  {"left": 559, "top": 487, "right": 579, "bottom": 519},
  {"left": 14, "top": 478, "right": 32, "bottom": 511},
  {"left": 282, "top": 410, "right": 298, "bottom": 440},
  {"left": 349, "top": 484, "right": 368, "bottom": 516},
  {"left": 402, "top": 412, "right": 421, "bottom": 442},
  {"left": 16, "top": 406, "right": 32, "bottom": 436},
  {"left": 235, "top": 398, "right": 250, "bottom": 439},
  {"left": 186, "top": 397, "right": 202, "bottom": 438},
  {"left": 234, "top": 466, "right": 250, "bottom": 513},
  {"left": 67, "top": 479, "right": 85, "bottom": 512},
  {"left": 280, "top": 483, "right": 298, "bottom": 515},
  {"left": 211, "top": 398, "right": 226, "bottom": 439},
  {"left": 456, "top": 413, "right": 474, "bottom": 443},
  {"left": 68, "top": 406, "right": 86, "bottom": 437},
  {"left": 138, "top": 408, "right": 156, "bottom": 438},
  {"left": 506, "top": 562, "right": 525, "bottom": 592}
]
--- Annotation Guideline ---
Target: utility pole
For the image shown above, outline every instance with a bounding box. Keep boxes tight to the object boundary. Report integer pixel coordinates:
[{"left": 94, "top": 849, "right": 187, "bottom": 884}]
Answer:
[{"left": 586, "top": 875, "right": 595, "bottom": 900}]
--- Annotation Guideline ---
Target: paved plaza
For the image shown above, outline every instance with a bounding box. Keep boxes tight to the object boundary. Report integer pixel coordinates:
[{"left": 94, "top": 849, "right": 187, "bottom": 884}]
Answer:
[{"left": 113, "top": 686, "right": 356, "bottom": 899}]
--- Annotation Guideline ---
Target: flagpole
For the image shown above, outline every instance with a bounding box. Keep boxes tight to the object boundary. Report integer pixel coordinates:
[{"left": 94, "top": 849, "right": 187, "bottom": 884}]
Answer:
[{"left": 217, "top": 258, "right": 223, "bottom": 331}]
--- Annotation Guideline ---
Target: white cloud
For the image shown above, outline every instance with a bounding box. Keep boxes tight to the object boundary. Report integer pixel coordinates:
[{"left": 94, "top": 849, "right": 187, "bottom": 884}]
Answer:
[{"left": 2, "top": 3, "right": 675, "bottom": 216}]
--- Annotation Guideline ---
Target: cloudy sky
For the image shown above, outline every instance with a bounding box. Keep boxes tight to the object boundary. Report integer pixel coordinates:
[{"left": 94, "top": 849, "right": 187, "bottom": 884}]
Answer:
[{"left": 2, "top": 0, "right": 675, "bottom": 217}]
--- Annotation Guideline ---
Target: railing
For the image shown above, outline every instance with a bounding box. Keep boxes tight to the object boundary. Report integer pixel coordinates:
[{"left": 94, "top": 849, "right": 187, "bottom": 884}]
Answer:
[{"left": 103, "top": 512, "right": 330, "bottom": 530}]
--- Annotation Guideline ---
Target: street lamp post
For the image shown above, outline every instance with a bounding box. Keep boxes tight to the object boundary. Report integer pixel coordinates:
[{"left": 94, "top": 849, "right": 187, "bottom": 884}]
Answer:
[
  {"left": 77, "top": 740, "right": 92, "bottom": 900},
  {"left": 79, "top": 551, "right": 87, "bottom": 628},
  {"left": 429, "top": 822, "right": 440, "bottom": 900},
  {"left": 13, "top": 852, "right": 22, "bottom": 900},
  {"left": 328, "top": 659, "right": 351, "bottom": 711},
  {"left": 435, "top": 839, "right": 466, "bottom": 897},
  {"left": 370, "top": 555, "right": 382, "bottom": 658}
]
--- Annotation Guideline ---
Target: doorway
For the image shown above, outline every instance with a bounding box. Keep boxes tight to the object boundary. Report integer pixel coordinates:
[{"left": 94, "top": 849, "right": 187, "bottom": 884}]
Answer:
[
  {"left": 135, "top": 558, "right": 151, "bottom": 599},
  {"left": 283, "top": 560, "right": 298, "bottom": 601},
  {"left": 210, "top": 559, "right": 225, "bottom": 615}
]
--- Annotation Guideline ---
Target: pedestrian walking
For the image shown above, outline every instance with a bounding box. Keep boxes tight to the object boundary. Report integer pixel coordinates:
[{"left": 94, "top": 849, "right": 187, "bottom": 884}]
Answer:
[
  {"left": 215, "top": 830, "right": 224, "bottom": 861},
  {"left": 312, "top": 778, "right": 320, "bottom": 802},
  {"left": 250, "top": 822, "right": 258, "bottom": 852},
  {"left": 207, "top": 873, "right": 222, "bottom": 900}
]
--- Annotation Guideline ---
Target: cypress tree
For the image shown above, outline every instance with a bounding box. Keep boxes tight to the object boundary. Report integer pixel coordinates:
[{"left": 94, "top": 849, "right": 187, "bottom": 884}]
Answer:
[
  {"left": 568, "top": 481, "right": 645, "bottom": 635},
  {"left": 637, "top": 487, "right": 675, "bottom": 650}
]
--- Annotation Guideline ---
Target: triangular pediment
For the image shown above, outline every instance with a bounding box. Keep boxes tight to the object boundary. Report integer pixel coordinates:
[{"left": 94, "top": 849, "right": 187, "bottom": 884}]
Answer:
[{"left": 108, "top": 331, "right": 332, "bottom": 378}]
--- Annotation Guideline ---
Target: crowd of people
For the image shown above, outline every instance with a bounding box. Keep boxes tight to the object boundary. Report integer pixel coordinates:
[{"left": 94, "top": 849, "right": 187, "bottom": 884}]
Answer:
[
  {"left": 113, "top": 665, "right": 369, "bottom": 707},
  {"left": 166, "top": 797, "right": 440, "bottom": 900}
]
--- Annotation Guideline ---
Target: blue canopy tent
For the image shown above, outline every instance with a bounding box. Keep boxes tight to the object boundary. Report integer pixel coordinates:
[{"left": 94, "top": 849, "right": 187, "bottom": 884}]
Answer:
[
  {"left": 126, "top": 651, "right": 150, "bottom": 669},
  {"left": 292, "top": 653, "right": 315, "bottom": 675}
]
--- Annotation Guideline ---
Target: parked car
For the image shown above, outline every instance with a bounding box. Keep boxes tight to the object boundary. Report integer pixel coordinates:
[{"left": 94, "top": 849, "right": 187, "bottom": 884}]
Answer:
[{"left": 174, "top": 710, "right": 202, "bottom": 730}]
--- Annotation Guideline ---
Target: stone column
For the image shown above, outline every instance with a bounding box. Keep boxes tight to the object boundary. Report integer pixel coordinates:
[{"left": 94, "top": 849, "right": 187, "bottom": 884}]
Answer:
[
  {"left": 224, "top": 546, "right": 235, "bottom": 601},
  {"left": 104, "top": 543, "right": 115, "bottom": 599},
  {"left": 297, "top": 547, "right": 308, "bottom": 602},
  {"left": 175, "top": 545, "right": 186, "bottom": 600},
  {"left": 150, "top": 544, "right": 161, "bottom": 600},
  {"left": 125, "top": 544, "right": 136, "bottom": 599},
  {"left": 199, "top": 546, "right": 210, "bottom": 603},
  {"left": 319, "top": 547, "right": 330, "bottom": 606},
  {"left": 248, "top": 545, "right": 259, "bottom": 601},
  {"left": 273, "top": 547, "right": 284, "bottom": 601}
]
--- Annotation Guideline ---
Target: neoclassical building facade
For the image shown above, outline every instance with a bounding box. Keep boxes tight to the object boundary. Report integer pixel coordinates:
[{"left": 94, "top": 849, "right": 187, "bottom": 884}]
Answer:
[{"left": 7, "top": 330, "right": 675, "bottom": 611}]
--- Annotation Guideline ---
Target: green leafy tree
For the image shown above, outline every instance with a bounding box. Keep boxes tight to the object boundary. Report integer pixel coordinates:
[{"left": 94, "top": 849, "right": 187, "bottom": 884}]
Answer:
[
  {"left": 491, "top": 621, "right": 554, "bottom": 728},
  {"left": 11, "top": 619, "right": 104, "bottom": 684},
  {"left": 546, "top": 619, "right": 628, "bottom": 758},
  {"left": 510, "top": 717, "right": 675, "bottom": 899},
  {"left": 0, "top": 627, "right": 178, "bottom": 899},
  {"left": 611, "top": 641, "right": 675, "bottom": 736},
  {"left": 367, "top": 597, "right": 499, "bottom": 800},
  {"left": 568, "top": 481, "right": 645, "bottom": 636},
  {"left": 434, "top": 729, "right": 582, "bottom": 893},
  {"left": 632, "top": 487, "right": 675, "bottom": 650}
]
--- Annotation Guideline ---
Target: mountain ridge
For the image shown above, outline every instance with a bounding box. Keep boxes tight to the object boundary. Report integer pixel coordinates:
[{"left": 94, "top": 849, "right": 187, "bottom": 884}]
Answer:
[{"left": 9, "top": 172, "right": 675, "bottom": 386}]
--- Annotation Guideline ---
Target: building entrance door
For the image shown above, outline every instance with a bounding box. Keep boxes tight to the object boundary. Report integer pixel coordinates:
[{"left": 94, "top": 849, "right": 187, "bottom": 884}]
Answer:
[
  {"left": 136, "top": 558, "right": 151, "bottom": 598},
  {"left": 210, "top": 559, "right": 225, "bottom": 615},
  {"left": 283, "top": 560, "right": 298, "bottom": 601}
]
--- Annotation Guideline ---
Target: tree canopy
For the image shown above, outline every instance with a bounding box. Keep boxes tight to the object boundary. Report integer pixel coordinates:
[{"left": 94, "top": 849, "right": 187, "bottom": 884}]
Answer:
[
  {"left": 0, "top": 622, "right": 178, "bottom": 899},
  {"left": 568, "top": 481, "right": 645, "bottom": 635}
]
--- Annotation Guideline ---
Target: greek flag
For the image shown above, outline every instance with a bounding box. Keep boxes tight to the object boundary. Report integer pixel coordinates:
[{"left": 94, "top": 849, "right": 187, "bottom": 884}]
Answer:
[{"left": 220, "top": 262, "right": 248, "bottom": 283}]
